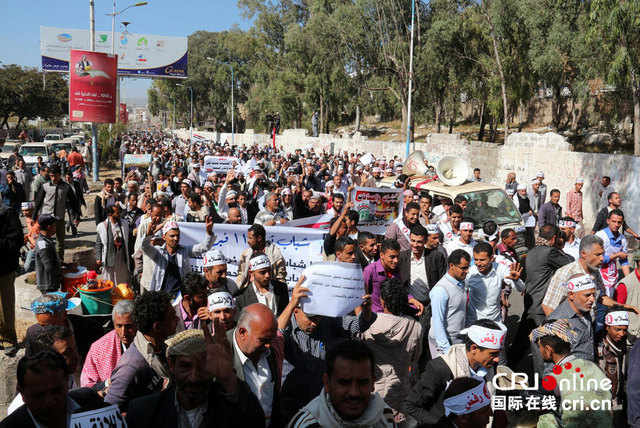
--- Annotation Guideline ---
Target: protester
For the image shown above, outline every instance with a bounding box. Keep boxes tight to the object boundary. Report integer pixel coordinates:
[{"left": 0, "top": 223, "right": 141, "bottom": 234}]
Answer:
[
  {"left": 0, "top": 197, "right": 21, "bottom": 356},
  {"left": 173, "top": 272, "right": 209, "bottom": 332},
  {"left": 0, "top": 351, "right": 101, "bottom": 428},
  {"left": 385, "top": 201, "right": 420, "bottom": 252},
  {"left": 406, "top": 319, "right": 505, "bottom": 425},
  {"left": 236, "top": 224, "right": 287, "bottom": 288},
  {"left": 81, "top": 300, "right": 137, "bottom": 390},
  {"left": 96, "top": 204, "right": 132, "bottom": 285},
  {"left": 234, "top": 253, "right": 289, "bottom": 317},
  {"left": 125, "top": 328, "right": 266, "bottom": 426},
  {"left": 105, "top": 291, "right": 178, "bottom": 410},
  {"left": 442, "top": 377, "right": 493, "bottom": 428},
  {"left": 597, "top": 310, "right": 629, "bottom": 422},
  {"left": 287, "top": 340, "right": 396, "bottom": 427}
]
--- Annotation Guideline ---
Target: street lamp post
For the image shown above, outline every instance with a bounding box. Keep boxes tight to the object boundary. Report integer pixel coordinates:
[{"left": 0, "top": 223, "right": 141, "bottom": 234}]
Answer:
[
  {"left": 89, "top": 0, "right": 100, "bottom": 181},
  {"left": 166, "top": 95, "right": 175, "bottom": 137},
  {"left": 177, "top": 84, "right": 193, "bottom": 142},
  {"left": 206, "top": 57, "right": 234, "bottom": 146},
  {"left": 107, "top": 1, "right": 148, "bottom": 54},
  {"left": 406, "top": 0, "right": 416, "bottom": 158}
]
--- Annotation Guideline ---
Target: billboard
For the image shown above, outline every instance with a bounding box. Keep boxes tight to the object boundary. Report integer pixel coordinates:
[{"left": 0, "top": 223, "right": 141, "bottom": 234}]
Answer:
[
  {"left": 119, "top": 103, "right": 128, "bottom": 124},
  {"left": 69, "top": 50, "right": 118, "bottom": 123},
  {"left": 40, "top": 26, "right": 187, "bottom": 78}
]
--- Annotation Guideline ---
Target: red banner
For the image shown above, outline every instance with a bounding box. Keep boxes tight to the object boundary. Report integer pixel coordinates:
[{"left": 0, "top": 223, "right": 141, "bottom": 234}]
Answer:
[
  {"left": 119, "top": 103, "right": 128, "bottom": 124},
  {"left": 69, "top": 50, "right": 117, "bottom": 123}
]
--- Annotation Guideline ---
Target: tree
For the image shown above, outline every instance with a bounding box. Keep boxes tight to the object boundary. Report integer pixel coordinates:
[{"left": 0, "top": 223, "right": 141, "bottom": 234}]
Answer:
[
  {"left": 0, "top": 65, "right": 68, "bottom": 129},
  {"left": 590, "top": 0, "right": 640, "bottom": 155}
]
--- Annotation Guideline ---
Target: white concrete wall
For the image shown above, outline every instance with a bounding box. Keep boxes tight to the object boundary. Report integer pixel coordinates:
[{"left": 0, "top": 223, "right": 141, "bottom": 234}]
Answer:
[{"left": 175, "top": 129, "right": 640, "bottom": 231}]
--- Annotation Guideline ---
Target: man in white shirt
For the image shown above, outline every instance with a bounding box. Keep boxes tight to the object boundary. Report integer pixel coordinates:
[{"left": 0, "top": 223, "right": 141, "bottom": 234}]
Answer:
[
  {"left": 231, "top": 303, "right": 282, "bottom": 426},
  {"left": 439, "top": 204, "right": 463, "bottom": 244},
  {"left": 559, "top": 217, "right": 581, "bottom": 261},
  {"left": 444, "top": 222, "right": 477, "bottom": 258}
]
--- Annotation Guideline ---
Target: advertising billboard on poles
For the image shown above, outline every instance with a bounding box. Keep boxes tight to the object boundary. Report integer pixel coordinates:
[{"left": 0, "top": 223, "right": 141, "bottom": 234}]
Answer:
[
  {"left": 40, "top": 26, "right": 187, "bottom": 78},
  {"left": 69, "top": 50, "right": 118, "bottom": 123},
  {"left": 119, "top": 103, "right": 128, "bottom": 124}
]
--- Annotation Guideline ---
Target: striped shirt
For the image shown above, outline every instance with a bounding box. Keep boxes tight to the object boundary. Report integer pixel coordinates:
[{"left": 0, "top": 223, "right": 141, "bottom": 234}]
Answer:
[{"left": 279, "top": 313, "right": 374, "bottom": 421}]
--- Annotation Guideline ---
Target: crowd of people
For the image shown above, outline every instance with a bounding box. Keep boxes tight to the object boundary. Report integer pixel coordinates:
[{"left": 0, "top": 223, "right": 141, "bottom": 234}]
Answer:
[{"left": 0, "top": 130, "right": 639, "bottom": 427}]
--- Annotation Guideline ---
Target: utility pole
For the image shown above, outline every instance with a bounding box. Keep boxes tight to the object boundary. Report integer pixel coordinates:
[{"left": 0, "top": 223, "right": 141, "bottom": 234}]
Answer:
[{"left": 90, "top": 0, "right": 99, "bottom": 181}]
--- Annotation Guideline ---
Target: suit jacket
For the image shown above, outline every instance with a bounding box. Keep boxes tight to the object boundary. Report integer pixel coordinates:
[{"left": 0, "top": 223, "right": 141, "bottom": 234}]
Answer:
[
  {"left": 233, "top": 280, "right": 289, "bottom": 319},
  {"left": 24, "top": 314, "right": 105, "bottom": 359},
  {"left": 398, "top": 248, "right": 448, "bottom": 301},
  {"left": 125, "top": 382, "right": 265, "bottom": 427},
  {"left": 227, "top": 328, "right": 284, "bottom": 428},
  {"left": 355, "top": 248, "right": 378, "bottom": 270},
  {"left": 0, "top": 388, "right": 102, "bottom": 428}
]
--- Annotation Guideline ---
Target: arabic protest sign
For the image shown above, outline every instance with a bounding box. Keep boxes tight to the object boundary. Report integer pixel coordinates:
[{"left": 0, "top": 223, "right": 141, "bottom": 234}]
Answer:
[
  {"left": 178, "top": 222, "right": 326, "bottom": 288},
  {"left": 350, "top": 187, "right": 403, "bottom": 234},
  {"left": 70, "top": 404, "right": 126, "bottom": 428},
  {"left": 203, "top": 156, "right": 240, "bottom": 174},
  {"left": 123, "top": 154, "right": 152, "bottom": 167},
  {"left": 299, "top": 262, "right": 365, "bottom": 317},
  {"left": 69, "top": 50, "right": 118, "bottom": 123},
  {"left": 287, "top": 214, "right": 333, "bottom": 230}
]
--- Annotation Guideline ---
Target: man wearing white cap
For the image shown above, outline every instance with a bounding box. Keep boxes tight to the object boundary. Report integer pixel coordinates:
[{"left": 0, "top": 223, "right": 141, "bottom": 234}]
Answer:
[
  {"left": 527, "top": 178, "right": 543, "bottom": 217},
  {"left": 187, "top": 162, "right": 202, "bottom": 188},
  {"left": 597, "top": 310, "right": 629, "bottom": 416},
  {"left": 559, "top": 216, "right": 581, "bottom": 260},
  {"left": 202, "top": 249, "right": 238, "bottom": 295},
  {"left": 546, "top": 274, "right": 597, "bottom": 364},
  {"left": 406, "top": 319, "right": 504, "bottom": 426},
  {"left": 142, "top": 217, "right": 216, "bottom": 296},
  {"left": 513, "top": 183, "right": 535, "bottom": 248},
  {"left": 207, "top": 291, "right": 236, "bottom": 332},
  {"left": 171, "top": 179, "right": 192, "bottom": 220},
  {"left": 535, "top": 170, "right": 548, "bottom": 203},
  {"left": 441, "top": 377, "right": 492, "bottom": 428},
  {"left": 566, "top": 177, "right": 585, "bottom": 238},
  {"left": 443, "top": 222, "right": 477, "bottom": 258},
  {"left": 233, "top": 253, "right": 289, "bottom": 317},
  {"left": 281, "top": 187, "right": 294, "bottom": 220}
]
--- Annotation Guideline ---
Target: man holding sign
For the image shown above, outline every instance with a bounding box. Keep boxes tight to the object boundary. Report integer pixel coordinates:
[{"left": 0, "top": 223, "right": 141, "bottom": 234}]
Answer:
[{"left": 277, "top": 266, "right": 374, "bottom": 421}]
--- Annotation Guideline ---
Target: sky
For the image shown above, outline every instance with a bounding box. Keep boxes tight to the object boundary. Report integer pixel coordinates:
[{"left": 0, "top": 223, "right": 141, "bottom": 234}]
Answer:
[{"left": 0, "top": 0, "right": 251, "bottom": 106}]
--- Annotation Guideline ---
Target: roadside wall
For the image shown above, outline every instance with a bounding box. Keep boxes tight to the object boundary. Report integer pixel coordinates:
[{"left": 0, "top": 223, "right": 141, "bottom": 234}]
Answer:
[{"left": 176, "top": 129, "right": 640, "bottom": 232}]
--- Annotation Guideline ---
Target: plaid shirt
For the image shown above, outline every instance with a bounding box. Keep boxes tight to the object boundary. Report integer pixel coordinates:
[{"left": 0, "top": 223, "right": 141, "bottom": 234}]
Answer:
[
  {"left": 566, "top": 189, "right": 583, "bottom": 221},
  {"left": 80, "top": 329, "right": 124, "bottom": 387},
  {"left": 542, "top": 260, "right": 605, "bottom": 311}
]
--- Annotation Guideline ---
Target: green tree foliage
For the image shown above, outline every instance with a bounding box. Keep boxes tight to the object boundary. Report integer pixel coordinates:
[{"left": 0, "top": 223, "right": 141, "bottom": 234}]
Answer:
[{"left": 0, "top": 64, "right": 68, "bottom": 129}]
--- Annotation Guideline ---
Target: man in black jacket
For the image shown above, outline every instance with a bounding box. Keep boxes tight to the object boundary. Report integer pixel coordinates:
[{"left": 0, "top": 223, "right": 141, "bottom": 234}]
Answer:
[
  {"left": 0, "top": 351, "right": 102, "bottom": 428},
  {"left": 126, "top": 326, "right": 265, "bottom": 427},
  {"left": 234, "top": 253, "right": 289, "bottom": 318},
  {"left": 355, "top": 231, "right": 379, "bottom": 270},
  {"left": 0, "top": 198, "right": 22, "bottom": 355}
]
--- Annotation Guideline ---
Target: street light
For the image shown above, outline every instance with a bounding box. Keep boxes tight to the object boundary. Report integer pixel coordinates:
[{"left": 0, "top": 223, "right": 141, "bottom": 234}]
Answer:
[
  {"left": 166, "top": 95, "right": 175, "bottom": 138},
  {"left": 206, "top": 57, "right": 234, "bottom": 146},
  {"left": 107, "top": 1, "right": 148, "bottom": 54},
  {"left": 406, "top": 0, "right": 416, "bottom": 158},
  {"left": 177, "top": 83, "right": 193, "bottom": 142}
]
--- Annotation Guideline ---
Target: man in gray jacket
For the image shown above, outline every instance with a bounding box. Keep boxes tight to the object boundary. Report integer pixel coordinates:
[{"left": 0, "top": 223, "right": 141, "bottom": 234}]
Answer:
[
  {"left": 142, "top": 217, "right": 216, "bottom": 296},
  {"left": 35, "top": 214, "right": 76, "bottom": 294}
]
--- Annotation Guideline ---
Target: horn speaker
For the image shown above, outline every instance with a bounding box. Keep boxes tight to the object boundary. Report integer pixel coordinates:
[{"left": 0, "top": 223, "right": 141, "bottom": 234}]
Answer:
[
  {"left": 403, "top": 151, "right": 429, "bottom": 176},
  {"left": 436, "top": 156, "right": 468, "bottom": 186}
]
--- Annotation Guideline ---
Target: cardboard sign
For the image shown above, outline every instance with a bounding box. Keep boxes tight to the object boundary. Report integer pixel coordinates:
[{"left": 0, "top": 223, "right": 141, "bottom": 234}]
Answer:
[
  {"left": 350, "top": 186, "right": 403, "bottom": 234},
  {"left": 203, "top": 156, "right": 239, "bottom": 174}
]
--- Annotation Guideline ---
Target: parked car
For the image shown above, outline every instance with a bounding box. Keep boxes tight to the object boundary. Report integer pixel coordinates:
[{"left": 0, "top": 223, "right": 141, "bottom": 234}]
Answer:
[
  {"left": 19, "top": 143, "right": 50, "bottom": 171},
  {"left": 0, "top": 140, "right": 22, "bottom": 161},
  {"left": 43, "top": 133, "right": 63, "bottom": 142}
]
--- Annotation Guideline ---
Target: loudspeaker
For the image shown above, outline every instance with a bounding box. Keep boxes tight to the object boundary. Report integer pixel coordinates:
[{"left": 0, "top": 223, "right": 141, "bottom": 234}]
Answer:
[
  {"left": 436, "top": 156, "right": 468, "bottom": 186},
  {"left": 403, "top": 151, "right": 430, "bottom": 176}
]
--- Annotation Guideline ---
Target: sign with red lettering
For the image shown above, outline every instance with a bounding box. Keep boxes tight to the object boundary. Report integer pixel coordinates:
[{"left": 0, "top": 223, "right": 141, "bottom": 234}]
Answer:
[
  {"left": 69, "top": 50, "right": 117, "bottom": 123},
  {"left": 350, "top": 187, "right": 403, "bottom": 234}
]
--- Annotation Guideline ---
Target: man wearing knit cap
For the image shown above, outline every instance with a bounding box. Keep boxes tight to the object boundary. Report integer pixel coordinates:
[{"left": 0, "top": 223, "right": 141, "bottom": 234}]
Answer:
[
  {"left": 126, "top": 326, "right": 265, "bottom": 426},
  {"left": 234, "top": 253, "right": 289, "bottom": 317},
  {"left": 406, "top": 319, "right": 505, "bottom": 425},
  {"left": 441, "top": 377, "right": 492, "bottom": 428},
  {"left": 531, "top": 319, "right": 612, "bottom": 427},
  {"left": 597, "top": 310, "right": 629, "bottom": 420},
  {"left": 202, "top": 249, "right": 238, "bottom": 295}
]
